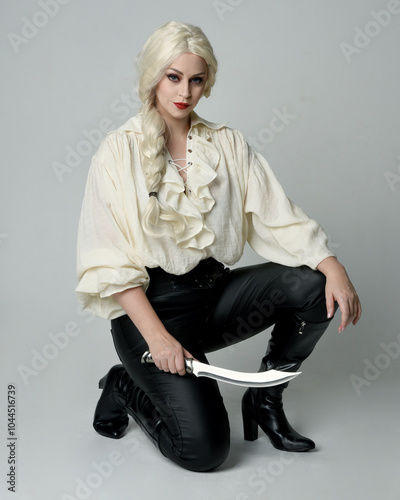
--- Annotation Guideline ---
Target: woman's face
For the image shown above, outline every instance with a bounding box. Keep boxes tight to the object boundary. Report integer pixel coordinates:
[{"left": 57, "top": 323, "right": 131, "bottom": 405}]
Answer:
[{"left": 155, "top": 52, "right": 208, "bottom": 127}]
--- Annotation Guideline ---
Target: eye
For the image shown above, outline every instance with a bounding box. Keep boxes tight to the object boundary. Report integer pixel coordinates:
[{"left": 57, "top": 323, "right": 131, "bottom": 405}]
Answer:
[
  {"left": 167, "top": 74, "right": 179, "bottom": 82},
  {"left": 191, "top": 77, "right": 204, "bottom": 84}
]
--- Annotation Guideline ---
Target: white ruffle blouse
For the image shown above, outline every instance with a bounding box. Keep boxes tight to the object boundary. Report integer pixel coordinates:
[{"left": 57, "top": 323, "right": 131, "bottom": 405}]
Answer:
[{"left": 75, "top": 111, "right": 335, "bottom": 319}]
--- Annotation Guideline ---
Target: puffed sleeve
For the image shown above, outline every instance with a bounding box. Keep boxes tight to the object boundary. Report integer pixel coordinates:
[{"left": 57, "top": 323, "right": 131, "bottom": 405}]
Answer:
[
  {"left": 244, "top": 146, "right": 335, "bottom": 270},
  {"left": 75, "top": 132, "right": 149, "bottom": 319}
]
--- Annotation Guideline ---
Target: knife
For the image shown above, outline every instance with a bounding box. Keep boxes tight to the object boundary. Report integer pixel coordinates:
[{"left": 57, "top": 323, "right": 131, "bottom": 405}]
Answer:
[{"left": 141, "top": 351, "right": 300, "bottom": 387}]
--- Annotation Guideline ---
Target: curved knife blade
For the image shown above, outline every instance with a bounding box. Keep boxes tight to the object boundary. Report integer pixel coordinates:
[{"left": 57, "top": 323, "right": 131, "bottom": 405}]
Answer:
[{"left": 141, "top": 351, "right": 300, "bottom": 387}]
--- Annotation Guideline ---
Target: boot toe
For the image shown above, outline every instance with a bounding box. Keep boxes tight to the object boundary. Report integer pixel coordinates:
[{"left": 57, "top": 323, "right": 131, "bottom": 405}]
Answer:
[
  {"left": 272, "top": 434, "right": 315, "bottom": 452},
  {"left": 93, "top": 415, "right": 129, "bottom": 439}
]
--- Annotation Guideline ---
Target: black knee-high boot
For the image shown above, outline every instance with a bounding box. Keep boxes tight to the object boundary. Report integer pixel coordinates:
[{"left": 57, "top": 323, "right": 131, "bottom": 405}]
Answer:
[
  {"left": 242, "top": 313, "right": 332, "bottom": 452},
  {"left": 93, "top": 365, "right": 167, "bottom": 453}
]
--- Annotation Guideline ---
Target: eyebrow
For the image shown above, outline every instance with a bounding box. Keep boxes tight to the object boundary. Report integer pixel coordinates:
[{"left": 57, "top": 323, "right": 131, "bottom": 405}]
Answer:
[{"left": 167, "top": 68, "right": 207, "bottom": 77}]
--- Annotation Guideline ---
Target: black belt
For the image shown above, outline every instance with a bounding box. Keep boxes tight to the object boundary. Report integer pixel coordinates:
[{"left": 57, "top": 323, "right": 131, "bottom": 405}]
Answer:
[{"left": 146, "top": 258, "right": 229, "bottom": 289}]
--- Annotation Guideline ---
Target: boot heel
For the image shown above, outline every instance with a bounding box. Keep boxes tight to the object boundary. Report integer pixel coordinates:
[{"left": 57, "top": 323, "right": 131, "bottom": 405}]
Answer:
[{"left": 242, "top": 409, "right": 258, "bottom": 441}]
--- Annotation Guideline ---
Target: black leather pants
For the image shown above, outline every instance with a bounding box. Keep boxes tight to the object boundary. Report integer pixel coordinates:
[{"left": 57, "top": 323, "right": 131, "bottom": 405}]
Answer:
[{"left": 110, "top": 258, "right": 330, "bottom": 471}]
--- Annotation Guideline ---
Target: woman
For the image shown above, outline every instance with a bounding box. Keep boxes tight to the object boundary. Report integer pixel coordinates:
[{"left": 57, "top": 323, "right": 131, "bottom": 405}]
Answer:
[{"left": 76, "top": 21, "right": 361, "bottom": 472}]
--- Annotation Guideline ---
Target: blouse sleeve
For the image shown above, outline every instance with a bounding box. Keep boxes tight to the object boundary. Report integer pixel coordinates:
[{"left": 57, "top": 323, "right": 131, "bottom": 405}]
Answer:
[
  {"left": 244, "top": 146, "right": 335, "bottom": 270},
  {"left": 75, "top": 132, "right": 149, "bottom": 320}
]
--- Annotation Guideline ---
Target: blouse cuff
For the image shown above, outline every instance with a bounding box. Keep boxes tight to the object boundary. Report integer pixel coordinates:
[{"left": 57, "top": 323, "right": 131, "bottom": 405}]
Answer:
[
  {"left": 305, "top": 248, "right": 336, "bottom": 271},
  {"left": 75, "top": 267, "right": 149, "bottom": 320}
]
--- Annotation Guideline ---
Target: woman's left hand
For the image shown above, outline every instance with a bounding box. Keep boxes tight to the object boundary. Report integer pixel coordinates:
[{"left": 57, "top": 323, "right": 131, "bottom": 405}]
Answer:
[{"left": 317, "top": 256, "right": 362, "bottom": 333}]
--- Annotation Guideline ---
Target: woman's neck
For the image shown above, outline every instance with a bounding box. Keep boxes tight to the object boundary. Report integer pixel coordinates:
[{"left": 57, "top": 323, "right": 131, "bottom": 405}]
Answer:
[{"left": 163, "top": 116, "right": 191, "bottom": 144}]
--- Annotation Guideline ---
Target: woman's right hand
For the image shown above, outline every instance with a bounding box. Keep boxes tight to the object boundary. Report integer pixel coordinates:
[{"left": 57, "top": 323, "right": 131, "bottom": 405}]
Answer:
[
  {"left": 112, "top": 286, "right": 194, "bottom": 376},
  {"left": 147, "top": 332, "right": 194, "bottom": 376}
]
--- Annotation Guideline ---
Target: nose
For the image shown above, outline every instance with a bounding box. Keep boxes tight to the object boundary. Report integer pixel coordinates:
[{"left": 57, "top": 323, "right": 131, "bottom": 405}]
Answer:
[{"left": 179, "top": 80, "right": 191, "bottom": 99}]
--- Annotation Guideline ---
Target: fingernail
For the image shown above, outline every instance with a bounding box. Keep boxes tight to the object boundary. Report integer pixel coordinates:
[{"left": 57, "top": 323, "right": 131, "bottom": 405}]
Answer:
[{"left": 327, "top": 312, "right": 332, "bottom": 319}]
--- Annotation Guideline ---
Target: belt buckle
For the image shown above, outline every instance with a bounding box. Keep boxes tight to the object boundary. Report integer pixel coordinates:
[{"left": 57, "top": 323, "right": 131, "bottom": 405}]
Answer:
[
  {"left": 203, "top": 264, "right": 224, "bottom": 288},
  {"left": 191, "top": 259, "right": 227, "bottom": 289}
]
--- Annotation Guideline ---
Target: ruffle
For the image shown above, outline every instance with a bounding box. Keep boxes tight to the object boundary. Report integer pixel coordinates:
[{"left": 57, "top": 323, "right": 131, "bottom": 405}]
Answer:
[{"left": 159, "top": 132, "right": 220, "bottom": 250}]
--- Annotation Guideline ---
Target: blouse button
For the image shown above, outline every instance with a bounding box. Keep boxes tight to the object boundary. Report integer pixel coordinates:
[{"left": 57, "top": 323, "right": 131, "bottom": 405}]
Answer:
[
  {"left": 188, "top": 149, "right": 192, "bottom": 153},
  {"left": 188, "top": 135, "right": 193, "bottom": 140}
]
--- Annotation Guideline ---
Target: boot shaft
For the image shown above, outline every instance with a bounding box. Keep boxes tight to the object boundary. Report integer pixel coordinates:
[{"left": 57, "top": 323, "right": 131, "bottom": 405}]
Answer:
[{"left": 261, "top": 313, "right": 333, "bottom": 374}]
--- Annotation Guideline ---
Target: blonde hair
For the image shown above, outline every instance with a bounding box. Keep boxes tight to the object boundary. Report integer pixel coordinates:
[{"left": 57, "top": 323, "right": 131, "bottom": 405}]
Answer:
[{"left": 136, "top": 21, "right": 218, "bottom": 238}]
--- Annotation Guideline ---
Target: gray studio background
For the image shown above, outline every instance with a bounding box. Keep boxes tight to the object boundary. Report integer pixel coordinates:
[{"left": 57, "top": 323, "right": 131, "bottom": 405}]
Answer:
[{"left": 1, "top": 1, "right": 399, "bottom": 499}]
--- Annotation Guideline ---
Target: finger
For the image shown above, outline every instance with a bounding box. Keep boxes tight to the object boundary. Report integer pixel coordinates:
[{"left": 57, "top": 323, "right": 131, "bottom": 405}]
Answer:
[
  {"left": 349, "top": 297, "right": 360, "bottom": 325},
  {"left": 175, "top": 353, "right": 187, "bottom": 376},
  {"left": 338, "top": 301, "right": 350, "bottom": 333},
  {"left": 159, "top": 352, "right": 173, "bottom": 372},
  {"left": 353, "top": 300, "right": 362, "bottom": 325},
  {"left": 183, "top": 348, "right": 196, "bottom": 360},
  {"left": 161, "top": 359, "right": 170, "bottom": 372},
  {"left": 168, "top": 357, "right": 178, "bottom": 375},
  {"left": 325, "top": 292, "right": 335, "bottom": 320},
  {"left": 178, "top": 347, "right": 197, "bottom": 376},
  {"left": 152, "top": 355, "right": 163, "bottom": 372}
]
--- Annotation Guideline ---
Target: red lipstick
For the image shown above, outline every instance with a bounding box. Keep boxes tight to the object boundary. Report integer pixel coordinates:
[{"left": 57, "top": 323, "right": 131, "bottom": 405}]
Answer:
[{"left": 174, "top": 102, "right": 190, "bottom": 109}]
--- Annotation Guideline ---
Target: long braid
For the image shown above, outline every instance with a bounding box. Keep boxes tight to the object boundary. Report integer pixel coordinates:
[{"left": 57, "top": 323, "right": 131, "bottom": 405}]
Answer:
[{"left": 140, "top": 97, "right": 168, "bottom": 236}]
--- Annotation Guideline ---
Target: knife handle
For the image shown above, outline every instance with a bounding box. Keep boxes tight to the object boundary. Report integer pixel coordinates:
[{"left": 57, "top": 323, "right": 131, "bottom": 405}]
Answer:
[{"left": 141, "top": 351, "right": 194, "bottom": 374}]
